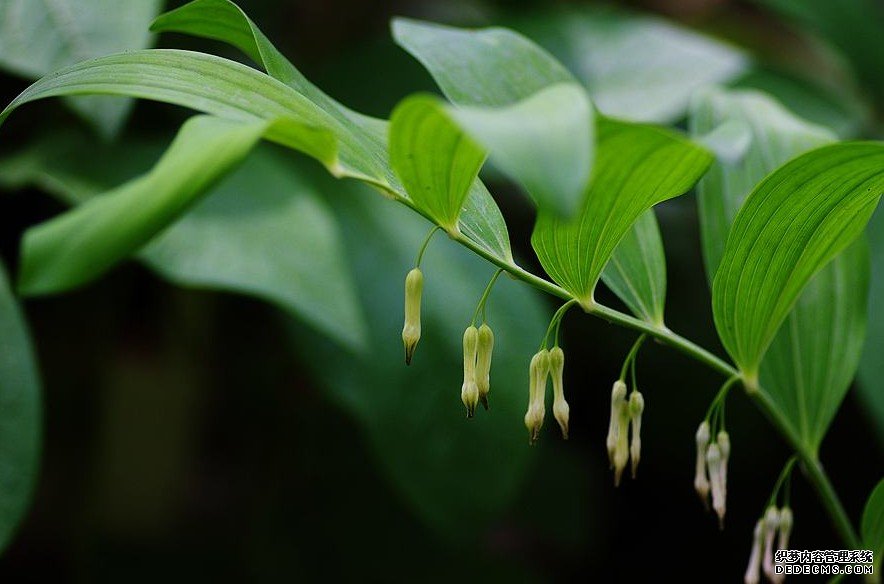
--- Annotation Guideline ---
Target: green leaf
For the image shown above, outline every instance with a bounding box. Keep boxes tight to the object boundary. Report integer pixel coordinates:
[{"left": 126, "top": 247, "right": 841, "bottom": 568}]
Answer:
[
  {"left": 862, "top": 479, "right": 884, "bottom": 575},
  {"left": 760, "top": 239, "right": 870, "bottom": 449},
  {"left": 0, "top": 0, "right": 163, "bottom": 135},
  {"left": 389, "top": 95, "right": 486, "bottom": 232},
  {"left": 512, "top": 6, "right": 749, "bottom": 124},
  {"left": 711, "top": 142, "right": 884, "bottom": 380},
  {"left": 858, "top": 207, "right": 884, "bottom": 442},
  {"left": 531, "top": 118, "right": 712, "bottom": 305},
  {"left": 599, "top": 210, "right": 667, "bottom": 326},
  {"left": 690, "top": 87, "right": 836, "bottom": 281},
  {"left": 288, "top": 176, "right": 549, "bottom": 538},
  {"left": 18, "top": 115, "right": 300, "bottom": 296},
  {"left": 392, "top": 18, "right": 594, "bottom": 216},
  {"left": 0, "top": 260, "right": 41, "bottom": 552}
]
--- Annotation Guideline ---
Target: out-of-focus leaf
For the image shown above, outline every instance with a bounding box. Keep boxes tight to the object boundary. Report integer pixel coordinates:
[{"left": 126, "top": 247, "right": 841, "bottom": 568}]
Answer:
[
  {"left": 691, "top": 87, "right": 869, "bottom": 451},
  {"left": 689, "top": 88, "right": 835, "bottom": 283},
  {"left": 760, "top": 239, "right": 869, "bottom": 450},
  {"left": 18, "top": 116, "right": 308, "bottom": 296},
  {"left": 0, "top": 261, "right": 41, "bottom": 552},
  {"left": 751, "top": 0, "right": 884, "bottom": 98},
  {"left": 599, "top": 210, "right": 666, "bottom": 326},
  {"left": 711, "top": 142, "right": 884, "bottom": 382},
  {"left": 512, "top": 6, "right": 749, "bottom": 124},
  {"left": 0, "top": 132, "right": 367, "bottom": 351},
  {"left": 289, "top": 173, "right": 549, "bottom": 537},
  {"left": 389, "top": 95, "right": 485, "bottom": 232},
  {"left": 392, "top": 18, "right": 594, "bottom": 216},
  {"left": 862, "top": 479, "right": 884, "bottom": 575},
  {"left": 0, "top": 0, "right": 163, "bottom": 135},
  {"left": 858, "top": 207, "right": 884, "bottom": 442},
  {"left": 531, "top": 118, "right": 711, "bottom": 305}
]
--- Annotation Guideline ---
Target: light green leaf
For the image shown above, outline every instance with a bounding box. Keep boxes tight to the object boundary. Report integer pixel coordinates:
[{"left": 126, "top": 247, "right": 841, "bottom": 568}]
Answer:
[
  {"left": 711, "top": 142, "right": 884, "bottom": 380},
  {"left": 599, "top": 210, "right": 666, "bottom": 326},
  {"left": 18, "top": 115, "right": 304, "bottom": 296},
  {"left": 0, "top": 0, "right": 163, "bottom": 135},
  {"left": 389, "top": 95, "right": 486, "bottom": 232},
  {"left": 760, "top": 239, "right": 869, "bottom": 450},
  {"left": 690, "top": 87, "right": 836, "bottom": 281},
  {"left": 858, "top": 206, "right": 884, "bottom": 442},
  {"left": 862, "top": 479, "right": 884, "bottom": 575},
  {"left": 512, "top": 6, "right": 749, "bottom": 124},
  {"left": 392, "top": 18, "right": 594, "bottom": 216},
  {"left": 0, "top": 260, "right": 41, "bottom": 552},
  {"left": 289, "top": 176, "right": 548, "bottom": 538},
  {"left": 531, "top": 118, "right": 712, "bottom": 305}
]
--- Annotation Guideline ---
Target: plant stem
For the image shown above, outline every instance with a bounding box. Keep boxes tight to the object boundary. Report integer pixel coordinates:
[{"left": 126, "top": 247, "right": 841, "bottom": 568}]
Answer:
[{"left": 471, "top": 268, "right": 504, "bottom": 324}]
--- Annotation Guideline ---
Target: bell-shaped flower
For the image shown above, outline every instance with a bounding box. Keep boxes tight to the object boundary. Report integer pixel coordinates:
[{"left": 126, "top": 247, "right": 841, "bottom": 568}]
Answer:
[
  {"left": 524, "top": 350, "right": 550, "bottom": 444},
  {"left": 694, "top": 421, "right": 711, "bottom": 507},
  {"left": 401, "top": 268, "right": 423, "bottom": 365},
  {"left": 549, "top": 347, "right": 569, "bottom": 439},
  {"left": 628, "top": 390, "right": 645, "bottom": 479},
  {"left": 476, "top": 323, "right": 494, "bottom": 410},
  {"left": 461, "top": 326, "right": 479, "bottom": 418}
]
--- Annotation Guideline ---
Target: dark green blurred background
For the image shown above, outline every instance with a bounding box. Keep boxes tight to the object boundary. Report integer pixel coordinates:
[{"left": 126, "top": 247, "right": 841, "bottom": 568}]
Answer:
[{"left": 0, "top": 0, "right": 882, "bottom": 581}]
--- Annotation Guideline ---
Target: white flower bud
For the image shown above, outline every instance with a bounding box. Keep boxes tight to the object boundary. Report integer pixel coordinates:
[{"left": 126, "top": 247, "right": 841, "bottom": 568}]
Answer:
[
  {"left": 777, "top": 506, "right": 793, "bottom": 551},
  {"left": 606, "top": 380, "right": 627, "bottom": 467},
  {"left": 476, "top": 323, "right": 494, "bottom": 410},
  {"left": 744, "top": 519, "right": 764, "bottom": 584},
  {"left": 707, "top": 443, "right": 725, "bottom": 528},
  {"left": 629, "top": 390, "right": 645, "bottom": 479},
  {"left": 461, "top": 326, "right": 479, "bottom": 418},
  {"left": 762, "top": 506, "right": 780, "bottom": 582},
  {"left": 549, "top": 347, "right": 569, "bottom": 440},
  {"left": 694, "top": 421, "right": 711, "bottom": 507},
  {"left": 613, "top": 398, "right": 631, "bottom": 486},
  {"left": 717, "top": 430, "right": 731, "bottom": 512},
  {"left": 524, "top": 350, "right": 550, "bottom": 444},
  {"left": 401, "top": 268, "right": 423, "bottom": 365}
]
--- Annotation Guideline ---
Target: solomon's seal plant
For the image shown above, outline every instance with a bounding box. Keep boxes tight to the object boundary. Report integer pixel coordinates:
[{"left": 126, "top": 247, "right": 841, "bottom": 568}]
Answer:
[{"left": 1, "top": 0, "right": 883, "bottom": 577}]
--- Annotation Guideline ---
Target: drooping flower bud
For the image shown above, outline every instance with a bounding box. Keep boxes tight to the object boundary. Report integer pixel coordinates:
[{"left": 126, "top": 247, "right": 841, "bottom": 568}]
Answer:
[
  {"left": 777, "top": 506, "right": 793, "bottom": 552},
  {"left": 717, "top": 430, "right": 731, "bottom": 512},
  {"left": 401, "top": 268, "right": 423, "bottom": 365},
  {"left": 606, "top": 380, "right": 627, "bottom": 467},
  {"left": 461, "top": 326, "right": 479, "bottom": 418},
  {"left": 694, "top": 421, "right": 711, "bottom": 507},
  {"left": 549, "top": 347, "right": 569, "bottom": 440},
  {"left": 762, "top": 506, "right": 781, "bottom": 582},
  {"left": 524, "top": 350, "right": 550, "bottom": 444},
  {"left": 707, "top": 443, "right": 725, "bottom": 528},
  {"left": 476, "top": 323, "right": 495, "bottom": 410},
  {"left": 613, "top": 396, "right": 631, "bottom": 486},
  {"left": 744, "top": 518, "right": 764, "bottom": 584},
  {"left": 629, "top": 390, "right": 645, "bottom": 479}
]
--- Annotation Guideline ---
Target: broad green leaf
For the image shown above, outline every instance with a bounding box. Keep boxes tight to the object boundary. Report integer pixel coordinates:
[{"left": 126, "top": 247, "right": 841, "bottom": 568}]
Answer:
[
  {"left": 0, "top": 0, "right": 163, "bottom": 135},
  {"left": 531, "top": 118, "right": 712, "bottom": 305},
  {"left": 0, "top": 132, "right": 367, "bottom": 351},
  {"left": 760, "top": 239, "right": 869, "bottom": 450},
  {"left": 599, "top": 210, "right": 666, "bottom": 326},
  {"left": 690, "top": 88, "right": 836, "bottom": 282},
  {"left": 712, "top": 142, "right": 884, "bottom": 380},
  {"left": 389, "top": 95, "right": 486, "bottom": 232},
  {"left": 0, "top": 261, "right": 41, "bottom": 552},
  {"left": 512, "top": 6, "right": 749, "bottom": 124},
  {"left": 392, "top": 18, "right": 594, "bottom": 216},
  {"left": 862, "top": 479, "right": 884, "bottom": 575},
  {"left": 288, "top": 175, "right": 549, "bottom": 538},
  {"left": 690, "top": 87, "right": 868, "bottom": 449},
  {"left": 858, "top": 206, "right": 884, "bottom": 442},
  {"left": 18, "top": 115, "right": 298, "bottom": 296}
]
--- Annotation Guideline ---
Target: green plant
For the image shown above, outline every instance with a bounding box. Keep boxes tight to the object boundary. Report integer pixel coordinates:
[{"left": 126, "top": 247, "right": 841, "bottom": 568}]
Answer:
[{"left": 0, "top": 0, "right": 882, "bottom": 578}]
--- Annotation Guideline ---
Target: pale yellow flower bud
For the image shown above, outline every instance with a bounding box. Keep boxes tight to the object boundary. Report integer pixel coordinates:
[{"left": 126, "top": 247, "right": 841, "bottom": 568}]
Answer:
[
  {"left": 461, "top": 326, "right": 479, "bottom": 418},
  {"left": 613, "top": 398, "right": 630, "bottom": 486},
  {"left": 606, "top": 380, "right": 627, "bottom": 467},
  {"left": 524, "top": 350, "right": 550, "bottom": 444},
  {"left": 717, "top": 430, "right": 731, "bottom": 509},
  {"left": 777, "top": 506, "right": 793, "bottom": 552},
  {"left": 744, "top": 519, "right": 764, "bottom": 584},
  {"left": 401, "top": 268, "right": 423, "bottom": 365},
  {"left": 694, "top": 421, "right": 711, "bottom": 507},
  {"left": 707, "top": 443, "right": 725, "bottom": 527},
  {"left": 629, "top": 390, "right": 645, "bottom": 479},
  {"left": 476, "top": 323, "right": 495, "bottom": 410},
  {"left": 762, "top": 506, "right": 780, "bottom": 582},
  {"left": 549, "top": 347, "right": 569, "bottom": 440}
]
